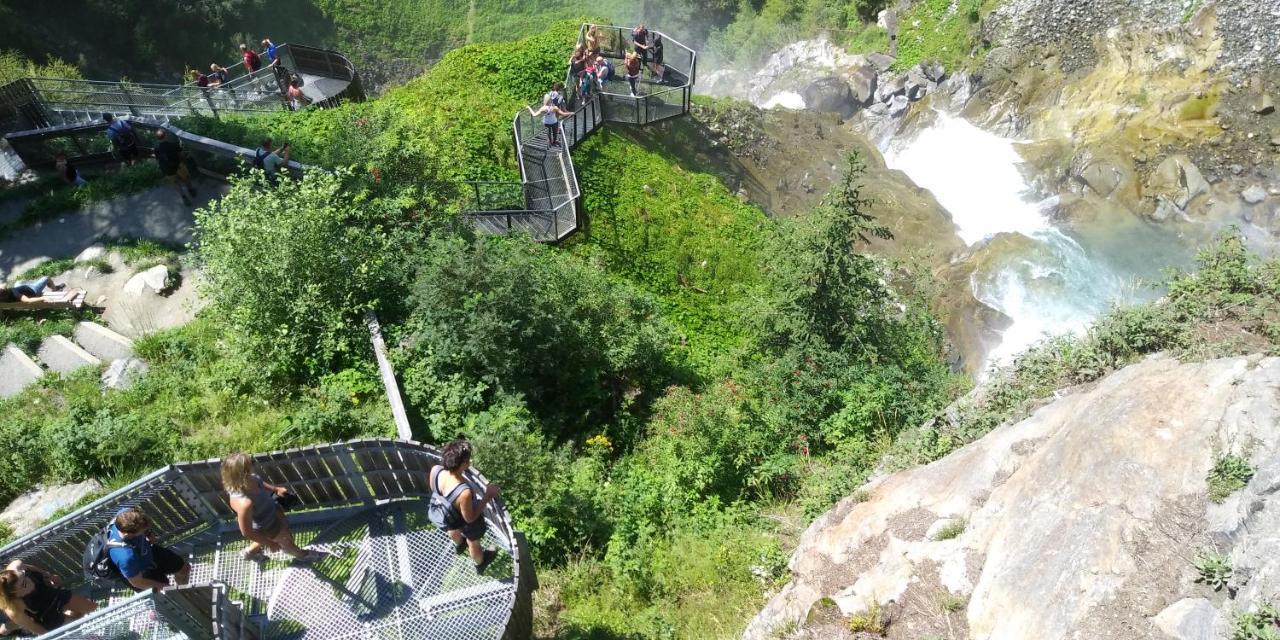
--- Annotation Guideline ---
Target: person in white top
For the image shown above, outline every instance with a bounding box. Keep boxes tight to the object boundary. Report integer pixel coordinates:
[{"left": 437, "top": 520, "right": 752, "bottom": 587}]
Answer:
[{"left": 529, "top": 91, "right": 574, "bottom": 149}]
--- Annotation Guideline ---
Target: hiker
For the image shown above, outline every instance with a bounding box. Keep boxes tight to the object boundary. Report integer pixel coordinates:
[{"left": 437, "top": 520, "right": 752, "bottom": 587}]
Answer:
[
  {"left": 286, "top": 79, "right": 308, "bottom": 111},
  {"left": 0, "top": 560, "right": 96, "bottom": 635},
  {"left": 577, "top": 66, "right": 596, "bottom": 102},
  {"left": 632, "top": 24, "right": 652, "bottom": 68},
  {"left": 585, "top": 24, "right": 602, "bottom": 55},
  {"left": 624, "top": 50, "right": 643, "bottom": 97},
  {"left": 208, "top": 63, "right": 228, "bottom": 87},
  {"left": 254, "top": 138, "right": 290, "bottom": 183},
  {"left": 106, "top": 507, "right": 190, "bottom": 591},
  {"left": 261, "top": 38, "right": 279, "bottom": 65},
  {"left": 241, "top": 43, "right": 261, "bottom": 73},
  {"left": 529, "top": 95, "right": 573, "bottom": 149},
  {"left": 222, "top": 453, "right": 323, "bottom": 563},
  {"left": 428, "top": 439, "right": 501, "bottom": 575},
  {"left": 190, "top": 69, "right": 210, "bottom": 88},
  {"left": 102, "top": 114, "right": 140, "bottom": 165},
  {"left": 54, "top": 153, "right": 86, "bottom": 188},
  {"left": 0, "top": 278, "right": 66, "bottom": 303},
  {"left": 154, "top": 129, "right": 197, "bottom": 206},
  {"left": 594, "top": 54, "right": 615, "bottom": 88},
  {"left": 647, "top": 32, "right": 666, "bottom": 80},
  {"left": 569, "top": 45, "right": 588, "bottom": 79},
  {"left": 547, "top": 81, "right": 566, "bottom": 109}
]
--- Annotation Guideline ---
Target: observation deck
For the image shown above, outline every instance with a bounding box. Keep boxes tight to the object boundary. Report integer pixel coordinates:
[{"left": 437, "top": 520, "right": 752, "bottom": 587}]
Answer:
[{"left": 0, "top": 439, "right": 533, "bottom": 640}]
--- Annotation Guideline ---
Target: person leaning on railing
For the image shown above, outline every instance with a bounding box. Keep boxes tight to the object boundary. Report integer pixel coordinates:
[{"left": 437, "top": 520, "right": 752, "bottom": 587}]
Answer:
[
  {"left": 0, "top": 559, "right": 96, "bottom": 635},
  {"left": 107, "top": 508, "right": 191, "bottom": 592},
  {"left": 428, "top": 438, "right": 501, "bottom": 575}
]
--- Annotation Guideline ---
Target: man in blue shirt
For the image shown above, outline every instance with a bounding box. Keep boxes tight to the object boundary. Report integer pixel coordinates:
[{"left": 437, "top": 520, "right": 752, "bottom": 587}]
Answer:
[{"left": 107, "top": 508, "right": 190, "bottom": 591}]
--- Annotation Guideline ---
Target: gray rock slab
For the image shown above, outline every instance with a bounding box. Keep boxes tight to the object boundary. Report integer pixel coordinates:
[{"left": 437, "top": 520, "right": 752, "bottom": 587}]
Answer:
[
  {"left": 123, "top": 264, "right": 170, "bottom": 295},
  {"left": 0, "top": 344, "right": 43, "bottom": 398},
  {"left": 101, "top": 357, "right": 149, "bottom": 391},
  {"left": 74, "top": 321, "right": 134, "bottom": 362},
  {"left": 0, "top": 479, "right": 103, "bottom": 537},
  {"left": 1243, "top": 186, "right": 1268, "bottom": 204},
  {"left": 36, "top": 335, "right": 101, "bottom": 374},
  {"left": 1153, "top": 599, "right": 1222, "bottom": 640}
]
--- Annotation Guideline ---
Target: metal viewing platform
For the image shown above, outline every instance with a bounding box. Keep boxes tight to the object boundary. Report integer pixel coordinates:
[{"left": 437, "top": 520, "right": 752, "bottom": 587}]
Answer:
[{"left": 0, "top": 439, "right": 534, "bottom": 640}]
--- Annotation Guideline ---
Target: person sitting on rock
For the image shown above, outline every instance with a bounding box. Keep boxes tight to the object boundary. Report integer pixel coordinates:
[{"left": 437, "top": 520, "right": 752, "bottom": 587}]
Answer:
[
  {"left": 0, "top": 277, "right": 66, "bottom": 303},
  {"left": 427, "top": 438, "right": 501, "bottom": 575},
  {"left": 0, "top": 559, "right": 96, "bottom": 635}
]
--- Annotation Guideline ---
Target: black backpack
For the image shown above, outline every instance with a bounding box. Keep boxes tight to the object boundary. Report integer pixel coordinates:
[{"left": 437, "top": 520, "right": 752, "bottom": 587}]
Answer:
[{"left": 82, "top": 523, "right": 127, "bottom": 586}]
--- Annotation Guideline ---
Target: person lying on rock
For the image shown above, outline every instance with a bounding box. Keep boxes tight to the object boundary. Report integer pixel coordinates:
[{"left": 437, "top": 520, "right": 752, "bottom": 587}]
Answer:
[
  {"left": 0, "top": 277, "right": 67, "bottom": 302},
  {"left": 0, "top": 559, "right": 97, "bottom": 635}
]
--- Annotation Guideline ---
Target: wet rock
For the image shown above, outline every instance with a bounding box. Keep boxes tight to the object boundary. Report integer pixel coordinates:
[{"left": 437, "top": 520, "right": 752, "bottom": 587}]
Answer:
[
  {"left": 1254, "top": 93, "right": 1276, "bottom": 115},
  {"left": 877, "top": 75, "right": 907, "bottom": 103},
  {"left": 800, "top": 76, "right": 858, "bottom": 119},
  {"left": 848, "top": 65, "right": 878, "bottom": 104},
  {"left": 1146, "top": 154, "right": 1210, "bottom": 216},
  {"left": 1243, "top": 185, "right": 1268, "bottom": 204},
  {"left": 905, "top": 67, "right": 930, "bottom": 101},
  {"left": 867, "top": 52, "right": 896, "bottom": 73},
  {"left": 888, "top": 94, "right": 911, "bottom": 116}
]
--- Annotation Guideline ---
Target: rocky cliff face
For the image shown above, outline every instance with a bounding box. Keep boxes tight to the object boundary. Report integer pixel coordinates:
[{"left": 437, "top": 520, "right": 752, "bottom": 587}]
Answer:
[{"left": 744, "top": 353, "right": 1280, "bottom": 639}]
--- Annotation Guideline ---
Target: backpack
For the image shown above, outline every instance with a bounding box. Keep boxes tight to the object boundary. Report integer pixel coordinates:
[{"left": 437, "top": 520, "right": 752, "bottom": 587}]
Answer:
[
  {"left": 110, "top": 121, "right": 137, "bottom": 150},
  {"left": 253, "top": 148, "right": 269, "bottom": 170},
  {"left": 82, "top": 523, "right": 127, "bottom": 586}
]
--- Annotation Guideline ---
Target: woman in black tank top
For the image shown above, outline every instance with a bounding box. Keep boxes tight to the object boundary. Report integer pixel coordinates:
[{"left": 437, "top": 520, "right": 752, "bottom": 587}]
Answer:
[
  {"left": 428, "top": 439, "right": 503, "bottom": 574},
  {"left": 0, "top": 560, "right": 96, "bottom": 635}
]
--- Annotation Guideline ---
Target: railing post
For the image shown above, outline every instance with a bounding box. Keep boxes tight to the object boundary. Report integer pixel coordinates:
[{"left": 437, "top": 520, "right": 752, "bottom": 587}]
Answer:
[{"left": 472, "top": 182, "right": 481, "bottom": 209}]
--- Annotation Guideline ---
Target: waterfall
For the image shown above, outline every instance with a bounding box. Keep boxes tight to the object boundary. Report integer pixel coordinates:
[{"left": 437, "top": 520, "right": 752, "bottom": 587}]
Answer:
[{"left": 885, "top": 111, "right": 1187, "bottom": 370}]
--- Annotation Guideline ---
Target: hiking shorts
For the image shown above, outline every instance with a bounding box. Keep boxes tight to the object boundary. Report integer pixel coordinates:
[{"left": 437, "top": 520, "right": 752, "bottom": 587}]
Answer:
[
  {"left": 439, "top": 515, "right": 488, "bottom": 541},
  {"left": 135, "top": 545, "right": 187, "bottom": 588}
]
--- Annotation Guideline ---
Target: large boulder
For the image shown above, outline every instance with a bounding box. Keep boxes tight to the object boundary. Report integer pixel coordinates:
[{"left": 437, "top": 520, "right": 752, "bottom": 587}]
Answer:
[
  {"left": 905, "top": 66, "right": 932, "bottom": 101},
  {"left": 123, "top": 264, "right": 171, "bottom": 296},
  {"left": 744, "top": 355, "right": 1280, "bottom": 640},
  {"left": 800, "top": 76, "right": 859, "bottom": 119},
  {"left": 876, "top": 75, "right": 908, "bottom": 103},
  {"left": 1145, "top": 154, "right": 1210, "bottom": 221},
  {"left": 0, "top": 480, "right": 103, "bottom": 537},
  {"left": 847, "top": 65, "right": 878, "bottom": 104}
]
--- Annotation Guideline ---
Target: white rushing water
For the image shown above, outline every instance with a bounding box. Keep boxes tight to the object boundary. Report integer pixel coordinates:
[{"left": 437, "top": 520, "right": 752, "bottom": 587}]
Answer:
[{"left": 885, "top": 112, "right": 1180, "bottom": 369}]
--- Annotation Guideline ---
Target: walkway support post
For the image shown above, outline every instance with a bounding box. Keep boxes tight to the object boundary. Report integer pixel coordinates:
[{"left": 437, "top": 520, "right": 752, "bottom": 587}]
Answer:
[{"left": 366, "top": 311, "right": 412, "bottom": 440}]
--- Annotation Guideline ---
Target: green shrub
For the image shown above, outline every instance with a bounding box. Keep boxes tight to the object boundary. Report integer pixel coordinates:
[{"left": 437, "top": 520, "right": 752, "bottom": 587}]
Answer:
[
  {"left": 1194, "top": 550, "right": 1233, "bottom": 591},
  {"left": 933, "top": 518, "right": 966, "bottom": 541},
  {"left": 937, "top": 592, "right": 966, "bottom": 613},
  {"left": 43, "top": 405, "right": 177, "bottom": 481},
  {"left": 848, "top": 600, "right": 888, "bottom": 634},
  {"left": 0, "top": 311, "right": 77, "bottom": 353},
  {"left": 1234, "top": 604, "right": 1280, "bottom": 640},
  {"left": 194, "top": 170, "right": 410, "bottom": 384},
  {"left": 1208, "top": 454, "right": 1253, "bottom": 503}
]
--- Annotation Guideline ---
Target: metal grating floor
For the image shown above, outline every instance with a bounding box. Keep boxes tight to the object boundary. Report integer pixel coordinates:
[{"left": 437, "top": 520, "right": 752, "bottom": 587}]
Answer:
[{"left": 183, "top": 500, "right": 517, "bottom": 640}]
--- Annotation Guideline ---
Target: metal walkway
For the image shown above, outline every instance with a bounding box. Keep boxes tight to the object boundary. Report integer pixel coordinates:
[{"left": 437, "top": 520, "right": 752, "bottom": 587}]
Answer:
[
  {"left": 0, "top": 439, "right": 534, "bottom": 640},
  {"left": 462, "top": 24, "right": 697, "bottom": 242},
  {"left": 0, "top": 44, "right": 360, "bottom": 134}
]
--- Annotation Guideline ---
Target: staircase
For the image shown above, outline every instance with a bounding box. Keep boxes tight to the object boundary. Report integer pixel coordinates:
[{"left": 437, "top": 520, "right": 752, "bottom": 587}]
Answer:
[{"left": 0, "top": 321, "right": 136, "bottom": 399}]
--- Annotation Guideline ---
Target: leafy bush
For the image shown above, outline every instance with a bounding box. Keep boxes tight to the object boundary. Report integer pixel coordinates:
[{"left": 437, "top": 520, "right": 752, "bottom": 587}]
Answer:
[
  {"left": 194, "top": 170, "right": 410, "bottom": 383},
  {"left": 1194, "top": 550, "right": 1233, "bottom": 591},
  {"left": 395, "top": 232, "right": 674, "bottom": 442},
  {"left": 1234, "top": 604, "right": 1280, "bottom": 640},
  {"left": 1208, "top": 454, "right": 1254, "bottom": 503},
  {"left": 933, "top": 518, "right": 966, "bottom": 541},
  {"left": 43, "top": 405, "right": 177, "bottom": 481},
  {"left": 0, "top": 311, "right": 77, "bottom": 353},
  {"left": 848, "top": 600, "right": 888, "bottom": 634}
]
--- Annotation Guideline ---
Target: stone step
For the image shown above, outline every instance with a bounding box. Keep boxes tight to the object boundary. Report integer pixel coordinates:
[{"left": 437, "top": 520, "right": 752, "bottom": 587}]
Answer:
[
  {"left": 74, "top": 321, "right": 134, "bottom": 362},
  {"left": 0, "top": 344, "right": 43, "bottom": 399},
  {"left": 36, "top": 335, "right": 101, "bottom": 374}
]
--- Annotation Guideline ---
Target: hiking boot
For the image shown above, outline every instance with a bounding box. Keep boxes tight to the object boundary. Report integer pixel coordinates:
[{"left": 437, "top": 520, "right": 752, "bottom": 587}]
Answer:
[
  {"left": 242, "top": 547, "right": 267, "bottom": 562},
  {"left": 474, "top": 549, "right": 497, "bottom": 575}
]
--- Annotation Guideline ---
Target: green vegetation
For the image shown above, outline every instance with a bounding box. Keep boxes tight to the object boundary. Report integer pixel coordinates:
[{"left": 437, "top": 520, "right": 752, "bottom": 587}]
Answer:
[
  {"left": 0, "top": 49, "right": 81, "bottom": 86},
  {"left": 1209, "top": 454, "right": 1254, "bottom": 503},
  {"left": 1194, "top": 550, "right": 1233, "bottom": 591},
  {"left": 933, "top": 518, "right": 966, "bottom": 541},
  {"left": 848, "top": 600, "right": 888, "bottom": 634},
  {"left": 0, "top": 312, "right": 78, "bottom": 354},
  {"left": 892, "top": 0, "right": 988, "bottom": 71},
  {"left": 0, "top": 163, "right": 164, "bottom": 238},
  {"left": 938, "top": 592, "right": 966, "bottom": 613},
  {"left": 1234, "top": 604, "right": 1280, "bottom": 640}
]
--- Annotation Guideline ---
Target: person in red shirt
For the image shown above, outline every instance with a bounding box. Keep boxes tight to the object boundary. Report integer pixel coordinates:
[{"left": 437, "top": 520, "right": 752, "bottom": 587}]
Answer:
[{"left": 240, "top": 44, "right": 261, "bottom": 73}]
